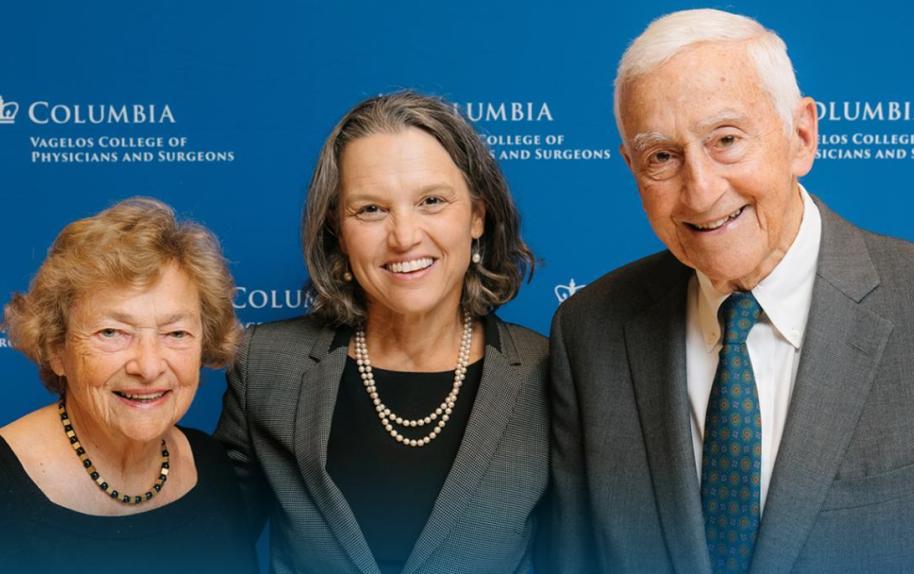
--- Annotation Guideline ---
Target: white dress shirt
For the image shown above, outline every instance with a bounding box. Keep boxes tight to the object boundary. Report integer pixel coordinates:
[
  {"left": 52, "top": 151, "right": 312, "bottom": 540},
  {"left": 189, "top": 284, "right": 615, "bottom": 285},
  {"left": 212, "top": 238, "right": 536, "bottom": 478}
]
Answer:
[{"left": 686, "top": 187, "right": 821, "bottom": 513}]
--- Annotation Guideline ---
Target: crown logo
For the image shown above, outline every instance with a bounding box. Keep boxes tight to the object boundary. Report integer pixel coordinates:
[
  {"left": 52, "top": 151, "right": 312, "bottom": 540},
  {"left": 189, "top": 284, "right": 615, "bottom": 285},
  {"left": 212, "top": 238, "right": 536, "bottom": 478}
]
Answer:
[
  {"left": 554, "top": 278, "right": 586, "bottom": 303},
  {"left": 0, "top": 95, "right": 19, "bottom": 124}
]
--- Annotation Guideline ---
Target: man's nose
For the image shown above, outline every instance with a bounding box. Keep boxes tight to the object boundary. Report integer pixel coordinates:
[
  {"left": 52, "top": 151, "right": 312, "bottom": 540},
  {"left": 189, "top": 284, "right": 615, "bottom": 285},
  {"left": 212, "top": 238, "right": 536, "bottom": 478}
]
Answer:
[
  {"left": 125, "top": 333, "right": 167, "bottom": 382},
  {"left": 681, "top": 148, "right": 727, "bottom": 212}
]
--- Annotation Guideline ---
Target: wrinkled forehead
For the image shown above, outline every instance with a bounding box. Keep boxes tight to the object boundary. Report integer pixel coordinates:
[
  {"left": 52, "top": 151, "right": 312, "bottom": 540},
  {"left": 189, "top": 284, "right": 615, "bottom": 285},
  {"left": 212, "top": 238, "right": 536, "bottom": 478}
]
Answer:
[
  {"left": 618, "top": 43, "right": 775, "bottom": 143},
  {"left": 66, "top": 266, "right": 202, "bottom": 327}
]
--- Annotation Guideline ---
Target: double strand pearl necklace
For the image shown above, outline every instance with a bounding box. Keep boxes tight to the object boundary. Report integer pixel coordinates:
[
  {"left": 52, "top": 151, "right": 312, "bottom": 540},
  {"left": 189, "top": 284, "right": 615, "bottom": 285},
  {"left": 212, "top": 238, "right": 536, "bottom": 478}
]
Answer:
[{"left": 354, "top": 310, "right": 473, "bottom": 448}]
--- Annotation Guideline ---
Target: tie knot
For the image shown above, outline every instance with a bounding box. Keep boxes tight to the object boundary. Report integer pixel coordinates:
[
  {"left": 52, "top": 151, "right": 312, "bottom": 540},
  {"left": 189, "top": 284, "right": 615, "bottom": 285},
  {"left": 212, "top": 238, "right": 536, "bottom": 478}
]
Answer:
[{"left": 719, "top": 291, "right": 761, "bottom": 345}]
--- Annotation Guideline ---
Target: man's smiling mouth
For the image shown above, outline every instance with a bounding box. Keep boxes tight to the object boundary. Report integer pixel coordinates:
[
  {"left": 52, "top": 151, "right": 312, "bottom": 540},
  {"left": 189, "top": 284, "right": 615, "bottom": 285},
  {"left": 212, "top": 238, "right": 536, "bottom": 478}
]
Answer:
[{"left": 686, "top": 206, "right": 746, "bottom": 231}]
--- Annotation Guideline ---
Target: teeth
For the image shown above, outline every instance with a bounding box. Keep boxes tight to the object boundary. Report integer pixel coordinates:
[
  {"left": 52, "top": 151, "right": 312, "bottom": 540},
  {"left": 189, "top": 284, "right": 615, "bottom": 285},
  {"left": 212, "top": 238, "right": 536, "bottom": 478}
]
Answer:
[
  {"left": 115, "top": 391, "right": 166, "bottom": 401},
  {"left": 692, "top": 207, "right": 744, "bottom": 231},
  {"left": 386, "top": 257, "right": 434, "bottom": 274}
]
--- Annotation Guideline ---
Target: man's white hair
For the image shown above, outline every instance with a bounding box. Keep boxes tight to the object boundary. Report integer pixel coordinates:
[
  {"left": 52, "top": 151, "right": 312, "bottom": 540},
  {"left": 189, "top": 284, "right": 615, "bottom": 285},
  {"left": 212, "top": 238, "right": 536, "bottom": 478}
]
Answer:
[{"left": 613, "top": 9, "right": 802, "bottom": 139}]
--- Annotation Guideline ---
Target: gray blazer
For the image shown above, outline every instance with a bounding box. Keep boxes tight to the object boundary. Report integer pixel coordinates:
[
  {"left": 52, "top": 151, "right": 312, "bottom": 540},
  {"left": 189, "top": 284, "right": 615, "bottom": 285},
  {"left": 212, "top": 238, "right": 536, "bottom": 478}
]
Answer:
[
  {"left": 547, "top": 199, "right": 914, "bottom": 573},
  {"left": 215, "top": 315, "right": 548, "bottom": 574}
]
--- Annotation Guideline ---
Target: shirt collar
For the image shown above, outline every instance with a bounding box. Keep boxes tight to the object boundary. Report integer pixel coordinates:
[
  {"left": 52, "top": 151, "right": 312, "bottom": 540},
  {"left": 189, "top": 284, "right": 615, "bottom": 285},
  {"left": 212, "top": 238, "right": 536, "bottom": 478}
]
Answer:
[{"left": 695, "top": 185, "right": 821, "bottom": 351}]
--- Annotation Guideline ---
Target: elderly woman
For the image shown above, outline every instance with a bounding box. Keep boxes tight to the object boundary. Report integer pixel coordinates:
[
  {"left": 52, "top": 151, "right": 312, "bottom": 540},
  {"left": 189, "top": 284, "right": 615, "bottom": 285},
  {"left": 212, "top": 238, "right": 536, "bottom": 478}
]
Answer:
[
  {"left": 215, "top": 91, "right": 548, "bottom": 573},
  {"left": 0, "top": 198, "right": 257, "bottom": 574}
]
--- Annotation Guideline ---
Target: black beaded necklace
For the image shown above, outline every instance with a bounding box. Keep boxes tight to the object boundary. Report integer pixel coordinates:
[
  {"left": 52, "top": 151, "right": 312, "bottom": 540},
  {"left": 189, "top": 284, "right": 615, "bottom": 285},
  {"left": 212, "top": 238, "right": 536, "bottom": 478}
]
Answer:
[{"left": 58, "top": 400, "right": 170, "bottom": 505}]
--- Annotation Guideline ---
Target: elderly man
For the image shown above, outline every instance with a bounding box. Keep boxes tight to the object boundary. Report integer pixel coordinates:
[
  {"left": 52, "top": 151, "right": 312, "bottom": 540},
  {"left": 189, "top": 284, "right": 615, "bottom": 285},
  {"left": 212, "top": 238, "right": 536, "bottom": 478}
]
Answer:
[{"left": 548, "top": 8, "right": 914, "bottom": 574}]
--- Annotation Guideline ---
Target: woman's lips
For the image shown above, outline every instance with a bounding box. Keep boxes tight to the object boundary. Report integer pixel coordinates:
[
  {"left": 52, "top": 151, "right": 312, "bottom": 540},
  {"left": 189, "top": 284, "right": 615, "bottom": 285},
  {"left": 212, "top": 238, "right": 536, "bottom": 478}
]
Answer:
[
  {"left": 384, "top": 256, "right": 436, "bottom": 273},
  {"left": 112, "top": 390, "right": 171, "bottom": 406}
]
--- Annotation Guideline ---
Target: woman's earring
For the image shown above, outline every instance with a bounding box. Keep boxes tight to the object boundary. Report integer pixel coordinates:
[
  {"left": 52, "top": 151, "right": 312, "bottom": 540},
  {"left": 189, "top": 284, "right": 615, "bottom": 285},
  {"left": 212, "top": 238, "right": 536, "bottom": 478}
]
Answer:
[
  {"left": 342, "top": 263, "right": 353, "bottom": 282},
  {"left": 471, "top": 238, "right": 482, "bottom": 264}
]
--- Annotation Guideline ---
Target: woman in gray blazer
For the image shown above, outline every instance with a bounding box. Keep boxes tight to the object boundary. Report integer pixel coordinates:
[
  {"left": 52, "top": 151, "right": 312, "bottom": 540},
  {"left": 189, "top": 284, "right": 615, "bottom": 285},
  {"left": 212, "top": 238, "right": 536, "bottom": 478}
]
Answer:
[{"left": 215, "top": 91, "right": 548, "bottom": 574}]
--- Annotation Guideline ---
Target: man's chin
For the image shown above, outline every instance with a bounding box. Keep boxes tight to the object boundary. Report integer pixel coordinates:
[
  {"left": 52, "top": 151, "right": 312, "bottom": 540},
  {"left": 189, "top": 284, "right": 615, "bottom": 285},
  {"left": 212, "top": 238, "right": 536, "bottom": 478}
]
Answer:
[{"left": 690, "top": 260, "right": 765, "bottom": 293}]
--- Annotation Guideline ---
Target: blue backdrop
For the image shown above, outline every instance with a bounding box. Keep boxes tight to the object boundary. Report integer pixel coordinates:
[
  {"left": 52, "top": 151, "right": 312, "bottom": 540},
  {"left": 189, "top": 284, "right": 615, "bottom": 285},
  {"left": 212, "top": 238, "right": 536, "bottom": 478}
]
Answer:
[{"left": 3, "top": 0, "right": 913, "bottom": 431}]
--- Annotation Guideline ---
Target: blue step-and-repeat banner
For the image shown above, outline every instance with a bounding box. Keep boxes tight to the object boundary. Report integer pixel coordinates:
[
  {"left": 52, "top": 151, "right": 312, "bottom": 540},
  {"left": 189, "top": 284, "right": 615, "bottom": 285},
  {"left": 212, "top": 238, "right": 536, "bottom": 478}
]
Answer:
[{"left": 3, "top": 0, "right": 913, "bottom": 430}]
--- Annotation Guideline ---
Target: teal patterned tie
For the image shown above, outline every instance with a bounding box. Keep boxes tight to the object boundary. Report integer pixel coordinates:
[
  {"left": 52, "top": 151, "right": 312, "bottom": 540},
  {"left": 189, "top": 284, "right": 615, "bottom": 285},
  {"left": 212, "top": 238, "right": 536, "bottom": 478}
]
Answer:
[{"left": 701, "top": 292, "right": 762, "bottom": 574}]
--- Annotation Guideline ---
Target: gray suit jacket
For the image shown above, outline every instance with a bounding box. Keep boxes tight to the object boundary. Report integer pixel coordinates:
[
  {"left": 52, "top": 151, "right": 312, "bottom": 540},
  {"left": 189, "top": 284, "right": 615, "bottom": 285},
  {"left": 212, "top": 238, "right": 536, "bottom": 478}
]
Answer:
[
  {"left": 215, "top": 314, "right": 548, "bottom": 574},
  {"left": 547, "top": 199, "right": 914, "bottom": 573}
]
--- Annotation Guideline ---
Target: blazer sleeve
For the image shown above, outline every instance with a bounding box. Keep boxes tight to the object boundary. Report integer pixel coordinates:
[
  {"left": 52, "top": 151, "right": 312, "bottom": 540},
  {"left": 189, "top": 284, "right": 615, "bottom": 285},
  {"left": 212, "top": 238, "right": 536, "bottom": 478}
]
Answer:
[
  {"left": 545, "top": 306, "right": 600, "bottom": 574},
  {"left": 213, "top": 326, "right": 272, "bottom": 538}
]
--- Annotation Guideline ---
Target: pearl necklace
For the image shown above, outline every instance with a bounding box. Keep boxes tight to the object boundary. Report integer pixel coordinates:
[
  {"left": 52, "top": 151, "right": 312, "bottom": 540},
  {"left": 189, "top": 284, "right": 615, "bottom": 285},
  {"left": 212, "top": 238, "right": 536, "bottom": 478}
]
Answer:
[
  {"left": 59, "top": 400, "right": 169, "bottom": 505},
  {"left": 354, "top": 310, "right": 473, "bottom": 448}
]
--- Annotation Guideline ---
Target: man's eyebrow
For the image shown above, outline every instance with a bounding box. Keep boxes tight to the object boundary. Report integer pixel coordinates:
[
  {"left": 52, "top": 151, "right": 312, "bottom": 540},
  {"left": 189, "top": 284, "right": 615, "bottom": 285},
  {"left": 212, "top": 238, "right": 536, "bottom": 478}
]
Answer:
[
  {"left": 696, "top": 111, "right": 749, "bottom": 133},
  {"left": 629, "top": 111, "right": 752, "bottom": 152},
  {"left": 630, "top": 132, "right": 673, "bottom": 152}
]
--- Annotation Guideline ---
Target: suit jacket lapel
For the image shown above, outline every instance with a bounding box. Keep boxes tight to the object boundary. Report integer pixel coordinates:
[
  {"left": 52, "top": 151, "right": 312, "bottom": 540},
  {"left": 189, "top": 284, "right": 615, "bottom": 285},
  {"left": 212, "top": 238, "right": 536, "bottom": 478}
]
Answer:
[
  {"left": 401, "top": 319, "right": 527, "bottom": 574},
  {"left": 293, "top": 326, "right": 381, "bottom": 574},
  {"left": 750, "top": 200, "right": 894, "bottom": 574},
  {"left": 624, "top": 256, "right": 712, "bottom": 574}
]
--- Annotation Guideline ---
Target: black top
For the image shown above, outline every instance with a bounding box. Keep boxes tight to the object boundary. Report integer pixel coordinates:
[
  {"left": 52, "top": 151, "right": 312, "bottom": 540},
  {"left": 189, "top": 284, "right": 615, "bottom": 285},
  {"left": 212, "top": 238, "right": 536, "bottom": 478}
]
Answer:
[
  {"left": 326, "top": 319, "right": 497, "bottom": 574},
  {"left": 0, "top": 427, "right": 258, "bottom": 574}
]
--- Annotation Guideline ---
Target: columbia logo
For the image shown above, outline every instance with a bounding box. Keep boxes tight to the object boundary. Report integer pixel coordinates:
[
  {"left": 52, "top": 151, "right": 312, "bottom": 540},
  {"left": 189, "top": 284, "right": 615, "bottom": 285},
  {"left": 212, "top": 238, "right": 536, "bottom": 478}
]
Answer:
[
  {"left": 0, "top": 95, "right": 19, "bottom": 124},
  {"left": 555, "top": 278, "right": 586, "bottom": 303}
]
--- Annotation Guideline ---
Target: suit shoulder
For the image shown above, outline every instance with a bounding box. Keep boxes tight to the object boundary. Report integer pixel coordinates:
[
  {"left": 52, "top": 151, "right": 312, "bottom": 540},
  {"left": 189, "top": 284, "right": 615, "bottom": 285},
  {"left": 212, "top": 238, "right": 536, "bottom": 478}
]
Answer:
[
  {"left": 497, "top": 319, "right": 548, "bottom": 357},
  {"left": 556, "top": 250, "right": 687, "bottom": 323},
  {"left": 239, "top": 314, "right": 335, "bottom": 363},
  {"left": 860, "top": 229, "right": 914, "bottom": 297},
  {"left": 861, "top": 228, "right": 914, "bottom": 266},
  {"left": 232, "top": 315, "right": 336, "bottom": 393},
  {"left": 817, "top": 197, "right": 914, "bottom": 286},
  {"left": 246, "top": 314, "right": 324, "bottom": 346}
]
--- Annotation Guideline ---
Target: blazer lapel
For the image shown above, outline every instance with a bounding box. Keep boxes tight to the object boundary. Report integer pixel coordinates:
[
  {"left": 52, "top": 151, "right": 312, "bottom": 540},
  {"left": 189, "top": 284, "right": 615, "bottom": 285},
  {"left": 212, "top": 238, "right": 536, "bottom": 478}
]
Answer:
[
  {"left": 624, "top": 257, "right": 712, "bottom": 574},
  {"left": 750, "top": 201, "right": 894, "bottom": 574},
  {"left": 293, "top": 327, "right": 381, "bottom": 574},
  {"left": 401, "top": 319, "right": 528, "bottom": 574}
]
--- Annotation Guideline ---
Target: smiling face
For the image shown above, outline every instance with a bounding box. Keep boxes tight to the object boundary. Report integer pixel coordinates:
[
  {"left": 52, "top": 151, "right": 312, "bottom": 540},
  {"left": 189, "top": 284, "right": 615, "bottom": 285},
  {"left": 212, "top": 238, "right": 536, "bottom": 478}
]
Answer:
[
  {"left": 619, "top": 42, "right": 817, "bottom": 292},
  {"left": 50, "top": 264, "right": 203, "bottom": 446},
  {"left": 338, "top": 127, "right": 485, "bottom": 323}
]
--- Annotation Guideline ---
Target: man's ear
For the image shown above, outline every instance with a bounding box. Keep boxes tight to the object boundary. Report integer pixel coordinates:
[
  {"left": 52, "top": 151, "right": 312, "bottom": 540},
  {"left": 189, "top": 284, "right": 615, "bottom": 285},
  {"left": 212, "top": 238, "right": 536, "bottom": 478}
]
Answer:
[
  {"left": 620, "top": 143, "right": 634, "bottom": 171},
  {"left": 791, "top": 96, "right": 818, "bottom": 177}
]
